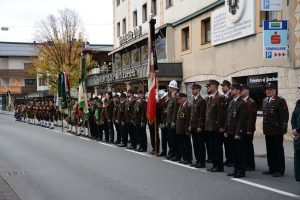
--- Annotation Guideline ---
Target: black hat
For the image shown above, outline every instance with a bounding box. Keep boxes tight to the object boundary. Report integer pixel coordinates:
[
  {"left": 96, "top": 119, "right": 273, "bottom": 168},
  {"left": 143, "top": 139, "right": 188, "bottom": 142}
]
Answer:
[
  {"left": 120, "top": 93, "right": 127, "bottom": 98},
  {"left": 127, "top": 89, "right": 135, "bottom": 94},
  {"left": 231, "top": 83, "right": 241, "bottom": 90},
  {"left": 137, "top": 90, "right": 144, "bottom": 95},
  {"left": 206, "top": 79, "right": 220, "bottom": 87},
  {"left": 265, "top": 82, "right": 276, "bottom": 89},
  {"left": 220, "top": 80, "right": 231, "bottom": 87},
  {"left": 178, "top": 93, "right": 187, "bottom": 98},
  {"left": 192, "top": 83, "right": 201, "bottom": 90},
  {"left": 240, "top": 84, "right": 250, "bottom": 90}
]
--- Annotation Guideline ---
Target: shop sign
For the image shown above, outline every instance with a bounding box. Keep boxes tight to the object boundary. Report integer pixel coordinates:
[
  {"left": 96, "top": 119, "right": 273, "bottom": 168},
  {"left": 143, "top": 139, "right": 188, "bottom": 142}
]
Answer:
[
  {"left": 0, "top": 86, "right": 22, "bottom": 94},
  {"left": 211, "top": 0, "right": 256, "bottom": 46},
  {"left": 119, "top": 26, "right": 142, "bottom": 46},
  {"left": 263, "top": 20, "right": 288, "bottom": 59},
  {"left": 95, "top": 68, "right": 138, "bottom": 84},
  {"left": 261, "top": 0, "right": 283, "bottom": 11},
  {"left": 247, "top": 74, "right": 278, "bottom": 86}
]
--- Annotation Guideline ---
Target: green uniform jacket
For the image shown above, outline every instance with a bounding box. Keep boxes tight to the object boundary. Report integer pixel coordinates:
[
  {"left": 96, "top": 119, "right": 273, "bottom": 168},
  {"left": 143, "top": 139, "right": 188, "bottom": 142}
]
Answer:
[{"left": 176, "top": 102, "right": 191, "bottom": 134}]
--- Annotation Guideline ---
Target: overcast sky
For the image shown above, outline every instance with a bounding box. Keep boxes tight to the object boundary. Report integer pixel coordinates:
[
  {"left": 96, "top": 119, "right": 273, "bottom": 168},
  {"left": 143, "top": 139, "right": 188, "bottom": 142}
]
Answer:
[{"left": 0, "top": 0, "right": 113, "bottom": 44}]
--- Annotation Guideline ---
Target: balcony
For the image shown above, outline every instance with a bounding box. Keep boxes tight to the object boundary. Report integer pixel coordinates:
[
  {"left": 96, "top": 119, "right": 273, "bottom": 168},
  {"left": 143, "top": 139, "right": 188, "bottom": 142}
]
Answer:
[{"left": 87, "top": 63, "right": 182, "bottom": 87}]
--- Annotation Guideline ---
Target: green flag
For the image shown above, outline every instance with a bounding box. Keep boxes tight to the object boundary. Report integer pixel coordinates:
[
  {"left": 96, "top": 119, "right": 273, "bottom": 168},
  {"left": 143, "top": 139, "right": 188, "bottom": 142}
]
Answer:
[{"left": 78, "top": 55, "right": 89, "bottom": 119}]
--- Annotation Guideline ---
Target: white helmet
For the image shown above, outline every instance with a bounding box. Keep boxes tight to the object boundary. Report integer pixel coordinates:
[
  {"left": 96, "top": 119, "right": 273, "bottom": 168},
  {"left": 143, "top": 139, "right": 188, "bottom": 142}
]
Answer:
[
  {"left": 158, "top": 90, "right": 168, "bottom": 98},
  {"left": 168, "top": 80, "right": 178, "bottom": 89}
]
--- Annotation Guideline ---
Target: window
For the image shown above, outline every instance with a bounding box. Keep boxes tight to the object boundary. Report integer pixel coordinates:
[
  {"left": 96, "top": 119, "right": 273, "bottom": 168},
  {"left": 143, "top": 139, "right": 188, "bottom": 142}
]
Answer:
[
  {"left": 166, "top": 0, "right": 173, "bottom": 9},
  {"left": 151, "top": 0, "right": 157, "bottom": 16},
  {"left": 117, "top": 22, "right": 120, "bottom": 37},
  {"left": 25, "top": 79, "right": 37, "bottom": 86},
  {"left": 122, "top": 18, "right": 126, "bottom": 34},
  {"left": 133, "top": 11, "right": 138, "bottom": 27},
  {"left": 260, "top": 11, "right": 278, "bottom": 27},
  {"left": 142, "top": 3, "right": 147, "bottom": 23},
  {"left": 181, "top": 27, "right": 190, "bottom": 51},
  {"left": 38, "top": 77, "right": 47, "bottom": 86},
  {"left": 266, "top": 11, "right": 277, "bottom": 20},
  {"left": 202, "top": 18, "right": 211, "bottom": 44},
  {"left": 116, "top": 0, "right": 120, "bottom": 6}
]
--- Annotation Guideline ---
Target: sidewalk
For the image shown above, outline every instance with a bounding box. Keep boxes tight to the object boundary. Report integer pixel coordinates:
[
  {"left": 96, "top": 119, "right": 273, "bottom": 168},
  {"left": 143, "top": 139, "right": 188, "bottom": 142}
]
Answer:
[
  {"left": 0, "top": 111, "right": 14, "bottom": 116},
  {"left": 0, "top": 175, "right": 20, "bottom": 200}
]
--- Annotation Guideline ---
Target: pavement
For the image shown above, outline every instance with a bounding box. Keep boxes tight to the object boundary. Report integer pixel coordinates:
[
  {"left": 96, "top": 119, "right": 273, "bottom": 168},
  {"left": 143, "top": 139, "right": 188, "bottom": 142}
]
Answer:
[{"left": 0, "top": 114, "right": 299, "bottom": 200}]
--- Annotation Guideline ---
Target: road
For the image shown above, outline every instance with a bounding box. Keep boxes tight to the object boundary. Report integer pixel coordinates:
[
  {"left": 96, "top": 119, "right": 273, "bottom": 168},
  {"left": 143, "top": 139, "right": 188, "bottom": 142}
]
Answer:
[{"left": 0, "top": 114, "right": 299, "bottom": 200}]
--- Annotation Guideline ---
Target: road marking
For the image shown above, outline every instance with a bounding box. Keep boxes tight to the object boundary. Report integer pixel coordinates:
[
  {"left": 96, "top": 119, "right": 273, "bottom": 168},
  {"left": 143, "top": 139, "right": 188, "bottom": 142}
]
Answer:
[
  {"left": 53, "top": 130, "right": 60, "bottom": 133},
  {"left": 163, "top": 160, "right": 207, "bottom": 172},
  {"left": 78, "top": 136, "right": 91, "bottom": 141},
  {"left": 63, "top": 133, "right": 74, "bottom": 136},
  {"left": 124, "top": 149, "right": 153, "bottom": 157},
  {"left": 231, "top": 178, "right": 300, "bottom": 199},
  {"left": 98, "top": 142, "right": 117, "bottom": 148}
]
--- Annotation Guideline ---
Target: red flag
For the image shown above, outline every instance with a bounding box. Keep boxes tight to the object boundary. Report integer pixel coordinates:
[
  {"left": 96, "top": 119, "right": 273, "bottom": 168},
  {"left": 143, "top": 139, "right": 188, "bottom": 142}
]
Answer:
[
  {"left": 147, "top": 19, "right": 158, "bottom": 124},
  {"left": 64, "top": 69, "right": 70, "bottom": 92}
]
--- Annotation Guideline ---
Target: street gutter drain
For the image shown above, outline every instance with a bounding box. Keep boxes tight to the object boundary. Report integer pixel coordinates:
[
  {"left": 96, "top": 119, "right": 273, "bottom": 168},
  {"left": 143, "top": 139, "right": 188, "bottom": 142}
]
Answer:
[{"left": 7, "top": 170, "right": 26, "bottom": 177}]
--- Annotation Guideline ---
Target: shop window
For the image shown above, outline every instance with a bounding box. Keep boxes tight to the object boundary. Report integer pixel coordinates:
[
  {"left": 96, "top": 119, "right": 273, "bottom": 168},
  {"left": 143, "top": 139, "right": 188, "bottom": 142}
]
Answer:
[
  {"left": 201, "top": 18, "right": 211, "bottom": 45},
  {"left": 122, "top": 18, "right": 126, "bottom": 34},
  {"left": 142, "top": 3, "right": 148, "bottom": 23},
  {"left": 117, "top": 22, "right": 120, "bottom": 37},
  {"left": 166, "top": 0, "right": 173, "bottom": 9},
  {"left": 141, "top": 45, "right": 149, "bottom": 63},
  {"left": 122, "top": 52, "right": 130, "bottom": 67},
  {"left": 181, "top": 26, "right": 190, "bottom": 51},
  {"left": 114, "top": 53, "right": 122, "bottom": 69},
  {"left": 25, "top": 79, "right": 37, "bottom": 86},
  {"left": 156, "top": 36, "right": 166, "bottom": 60},
  {"left": 131, "top": 48, "right": 141, "bottom": 66},
  {"left": 133, "top": 11, "right": 138, "bottom": 27},
  {"left": 151, "top": 0, "right": 157, "bottom": 16}
]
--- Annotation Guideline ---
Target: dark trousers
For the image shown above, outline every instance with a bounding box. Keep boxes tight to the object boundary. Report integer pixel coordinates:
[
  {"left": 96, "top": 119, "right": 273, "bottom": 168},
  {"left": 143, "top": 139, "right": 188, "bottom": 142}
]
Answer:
[
  {"left": 114, "top": 123, "right": 121, "bottom": 143},
  {"left": 121, "top": 123, "right": 128, "bottom": 146},
  {"left": 191, "top": 128, "right": 206, "bottom": 164},
  {"left": 96, "top": 124, "right": 103, "bottom": 140},
  {"left": 160, "top": 127, "right": 168, "bottom": 154},
  {"left": 208, "top": 131, "right": 224, "bottom": 170},
  {"left": 89, "top": 120, "right": 97, "bottom": 138},
  {"left": 149, "top": 123, "right": 160, "bottom": 153},
  {"left": 167, "top": 124, "right": 177, "bottom": 157},
  {"left": 265, "top": 135, "right": 285, "bottom": 174},
  {"left": 295, "top": 150, "right": 300, "bottom": 181},
  {"left": 103, "top": 121, "right": 109, "bottom": 141},
  {"left": 127, "top": 123, "right": 136, "bottom": 148},
  {"left": 226, "top": 135, "right": 236, "bottom": 166},
  {"left": 178, "top": 134, "right": 192, "bottom": 161},
  {"left": 245, "top": 134, "right": 255, "bottom": 169},
  {"left": 107, "top": 119, "right": 115, "bottom": 142},
  {"left": 136, "top": 124, "right": 147, "bottom": 151},
  {"left": 234, "top": 135, "right": 247, "bottom": 174},
  {"left": 224, "top": 136, "right": 233, "bottom": 164},
  {"left": 205, "top": 131, "right": 212, "bottom": 161}
]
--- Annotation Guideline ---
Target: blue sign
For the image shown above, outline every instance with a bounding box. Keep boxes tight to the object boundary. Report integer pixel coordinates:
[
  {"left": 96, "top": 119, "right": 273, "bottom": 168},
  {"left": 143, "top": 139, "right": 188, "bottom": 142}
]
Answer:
[{"left": 263, "top": 20, "right": 288, "bottom": 59}]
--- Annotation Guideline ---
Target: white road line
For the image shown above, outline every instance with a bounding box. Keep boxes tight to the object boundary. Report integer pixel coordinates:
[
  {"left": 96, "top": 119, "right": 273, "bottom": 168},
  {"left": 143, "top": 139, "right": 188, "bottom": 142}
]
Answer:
[
  {"left": 78, "top": 136, "right": 91, "bottom": 141},
  {"left": 98, "top": 142, "right": 117, "bottom": 148},
  {"left": 63, "top": 133, "right": 74, "bottom": 136},
  {"left": 231, "top": 178, "right": 300, "bottom": 199},
  {"left": 53, "top": 130, "right": 60, "bottom": 133},
  {"left": 124, "top": 149, "right": 153, "bottom": 157},
  {"left": 163, "top": 160, "right": 207, "bottom": 172}
]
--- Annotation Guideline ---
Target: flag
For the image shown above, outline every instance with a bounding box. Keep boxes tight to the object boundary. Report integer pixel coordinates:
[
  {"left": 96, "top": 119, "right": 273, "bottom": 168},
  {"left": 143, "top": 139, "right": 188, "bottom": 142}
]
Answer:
[
  {"left": 78, "top": 54, "right": 89, "bottom": 120},
  {"left": 59, "top": 70, "right": 70, "bottom": 109},
  {"left": 147, "top": 18, "right": 158, "bottom": 124}
]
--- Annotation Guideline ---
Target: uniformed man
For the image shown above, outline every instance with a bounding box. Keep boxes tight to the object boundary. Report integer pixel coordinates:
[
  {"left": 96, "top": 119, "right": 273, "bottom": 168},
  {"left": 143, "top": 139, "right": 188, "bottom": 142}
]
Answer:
[
  {"left": 262, "top": 82, "right": 289, "bottom": 177},
  {"left": 49, "top": 100, "right": 55, "bottom": 129},
  {"left": 221, "top": 80, "right": 233, "bottom": 167},
  {"left": 240, "top": 84, "right": 257, "bottom": 171},
  {"left": 176, "top": 93, "right": 192, "bottom": 164},
  {"left": 205, "top": 80, "right": 226, "bottom": 172},
  {"left": 125, "top": 89, "right": 136, "bottom": 150},
  {"left": 157, "top": 90, "right": 168, "bottom": 157},
  {"left": 133, "top": 90, "right": 147, "bottom": 152},
  {"left": 166, "top": 80, "right": 180, "bottom": 161},
  {"left": 88, "top": 98, "right": 97, "bottom": 139},
  {"left": 188, "top": 84, "right": 207, "bottom": 168},
  {"left": 117, "top": 93, "right": 127, "bottom": 147},
  {"left": 112, "top": 93, "right": 121, "bottom": 145},
  {"left": 225, "top": 83, "right": 248, "bottom": 178},
  {"left": 104, "top": 92, "right": 114, "bottom": 143},
  {"left": 95, "top": 98, "right": 103, "bottom": 140}
]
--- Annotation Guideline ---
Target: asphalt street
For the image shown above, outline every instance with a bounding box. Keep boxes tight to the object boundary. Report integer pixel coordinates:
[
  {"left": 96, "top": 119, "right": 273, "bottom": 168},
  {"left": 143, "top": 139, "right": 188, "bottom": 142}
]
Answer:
[{"left": 0, "top": 114, "right": 299, "bottom": 200}]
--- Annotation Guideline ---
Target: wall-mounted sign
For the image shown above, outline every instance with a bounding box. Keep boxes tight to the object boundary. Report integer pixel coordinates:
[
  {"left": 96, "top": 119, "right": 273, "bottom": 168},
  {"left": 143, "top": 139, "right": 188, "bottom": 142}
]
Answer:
[
  {"left": 94, "top": 68, "right": 138, "bottom": 85},
  {"left": 263, "top": 20, "right": 288, "bottom": 59},
  {"left": 119, "top": 26, "right": 142, "bottom": 46},
  {"left": 211, "top": 0, "right": 256, "bottom": 46},
  {"left": 0, "top": 86, "right": 21, "bottom": 94},
  {"left": 261, "top": 0, "right": 283, "bottom": 11}
]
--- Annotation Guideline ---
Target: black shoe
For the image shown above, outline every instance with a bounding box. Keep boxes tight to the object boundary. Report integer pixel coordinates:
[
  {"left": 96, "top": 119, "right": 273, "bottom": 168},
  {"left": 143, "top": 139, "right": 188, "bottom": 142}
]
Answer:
[
  {"left": 272, "top": 172, "right": 284, "bottom": 177},
  {"left": 227, "top": 172, "right": 237, "bottom": 176},
  {"left": 171, "top": 157, "right": 181, "bottom": 162},
  {"left": 157, "top": 152, "right": 166, "bottom": 157},
  {"left": 183, "top": 161, "right": 192, "bottom": 165},
  {"left": 206, "top": 159, "right": 212, "bottom": 164},
  {"left": 207, "top": 167, "right": 215, "bottom": 172},
  {"left": 262, "top": 170, "right": 275, "bottom": 175},
  {"left": 118, "top": 144, "right": 127, "bottom": 147},
  {"left": 210, "top": 168, "right": 224, "bottom": 172},
  {"left": 246, "top": 167, "right": 255, "bottom": 171},
  {"left": 178, "top": 160, "right": 185, "bottom": 164},
  {"left": 138, "top": 149, "right": 146, "bottom": 152},
  {"left": 225, "top": 162, "right": 234, "bottom": 167},
  {"left": 234, "top": 173, "right": 245, "bottom": 178},
  {"left": 195, "top": 164, "right": 206, "bottom": 168},
  {"left": 190, "top": 163, "right": 198, "bottom": 167}
]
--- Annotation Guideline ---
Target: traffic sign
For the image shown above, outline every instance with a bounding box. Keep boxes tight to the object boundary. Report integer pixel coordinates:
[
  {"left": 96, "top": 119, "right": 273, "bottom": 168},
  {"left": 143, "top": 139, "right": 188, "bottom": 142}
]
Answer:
[
  {"left": 263, "top": 20, "right": 288, "bottom": 59},
  {"left": 261, "top": 0, "right": 283, "bottom": 11}
]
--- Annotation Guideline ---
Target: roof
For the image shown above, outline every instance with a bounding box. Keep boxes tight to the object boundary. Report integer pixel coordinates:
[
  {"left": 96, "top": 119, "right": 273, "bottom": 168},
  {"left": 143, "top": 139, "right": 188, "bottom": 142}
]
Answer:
[{"left": 0, "top": 42, "right": 37, "bottom": 57}]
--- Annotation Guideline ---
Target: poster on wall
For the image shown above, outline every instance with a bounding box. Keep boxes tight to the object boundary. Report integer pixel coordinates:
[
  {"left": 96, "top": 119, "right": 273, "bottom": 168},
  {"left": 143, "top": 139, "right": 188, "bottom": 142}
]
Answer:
[{"left": 211, "top": 0, "right": 256, "bottom": 46}]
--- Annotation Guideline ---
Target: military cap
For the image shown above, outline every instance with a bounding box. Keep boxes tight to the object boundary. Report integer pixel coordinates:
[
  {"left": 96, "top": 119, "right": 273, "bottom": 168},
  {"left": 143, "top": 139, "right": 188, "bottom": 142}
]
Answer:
[
  {"left": 206, "top": 79, "right": 220, "bottom": 87},
  {"left": 265, "top": 82, "right": 276, "bottom": 89},
  {"left": 137, "top": 90, "right": 144, "bottom": 94},
  {"left": 127, "top": 88, "right": 135, "bottom": 94},
  {"left": 231, "top": 83, "right": 241, "bottom": 90},
  {"left": 240, "top": 84, "right": 250, "bottom": 90},
  {"left": 178, "top": 93, "right": 187, "bottom": 98},
  {"left": 192, "top": 83, "right": 201, "bottom": 90},
  {"left": 220, "top": 80, "right": 231, "bottom": 87},
  {"left": 120, "top": 93, "right": 127, "bottom": 98}
]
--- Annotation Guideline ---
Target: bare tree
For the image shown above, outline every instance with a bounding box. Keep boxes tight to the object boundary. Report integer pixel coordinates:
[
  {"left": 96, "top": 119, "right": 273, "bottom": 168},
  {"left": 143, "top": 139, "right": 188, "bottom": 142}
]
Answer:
[{"left": 28, "top": 9, "right": 85, "bottom": 93}]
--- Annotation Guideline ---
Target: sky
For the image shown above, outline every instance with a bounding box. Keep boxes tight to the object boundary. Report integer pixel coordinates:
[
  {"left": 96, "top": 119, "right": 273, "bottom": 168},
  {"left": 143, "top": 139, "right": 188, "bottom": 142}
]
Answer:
[{"left": 0, "top": 0, "right": 113, "bottom": 44}]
